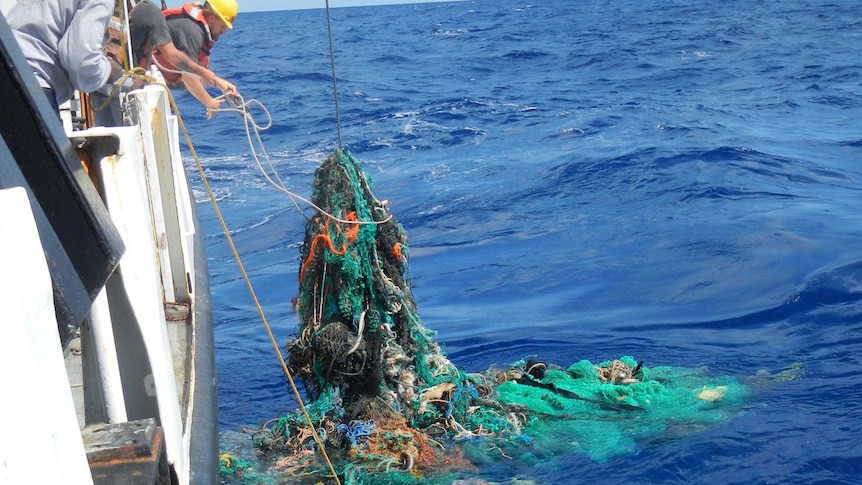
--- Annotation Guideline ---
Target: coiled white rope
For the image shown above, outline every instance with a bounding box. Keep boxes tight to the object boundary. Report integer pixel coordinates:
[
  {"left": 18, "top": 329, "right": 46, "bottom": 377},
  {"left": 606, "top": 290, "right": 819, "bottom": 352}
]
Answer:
[
  {"left": 151, "top": 30, "right": 386, "bottom": 227},
  {"left": 211, "top": 92, "right": 392, "bottom": 226}
]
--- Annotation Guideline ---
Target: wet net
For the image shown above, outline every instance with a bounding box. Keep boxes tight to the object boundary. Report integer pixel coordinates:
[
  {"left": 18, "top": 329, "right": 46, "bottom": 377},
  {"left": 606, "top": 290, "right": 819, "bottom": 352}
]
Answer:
[{"left": 220, "top": 149, "right": 754, "bottom": 484}]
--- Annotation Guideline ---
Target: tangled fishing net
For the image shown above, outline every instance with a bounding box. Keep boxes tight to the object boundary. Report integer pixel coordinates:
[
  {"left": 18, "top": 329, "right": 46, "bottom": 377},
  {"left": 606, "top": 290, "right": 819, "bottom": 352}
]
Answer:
[{"left": 221, "top": 149, "right": 753, "bottom": 484}]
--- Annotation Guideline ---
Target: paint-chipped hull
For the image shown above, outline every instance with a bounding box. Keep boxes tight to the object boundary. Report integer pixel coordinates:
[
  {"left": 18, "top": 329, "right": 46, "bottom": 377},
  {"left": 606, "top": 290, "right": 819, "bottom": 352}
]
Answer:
[{"left": 0, "top": 15, "right": 217, "bottom": 479}]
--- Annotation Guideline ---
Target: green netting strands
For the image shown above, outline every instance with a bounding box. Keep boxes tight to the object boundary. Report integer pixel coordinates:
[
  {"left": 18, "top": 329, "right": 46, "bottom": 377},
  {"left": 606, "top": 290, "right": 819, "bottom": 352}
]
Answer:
[
  {"left": 491, "top": 356, "right": 748, "bottom": 462},
  {"left": 289, "top": 149, "right": 464, "bottom": 424},
  {"left": 229, "top": 149, "right": 753, "bottom": 484}
]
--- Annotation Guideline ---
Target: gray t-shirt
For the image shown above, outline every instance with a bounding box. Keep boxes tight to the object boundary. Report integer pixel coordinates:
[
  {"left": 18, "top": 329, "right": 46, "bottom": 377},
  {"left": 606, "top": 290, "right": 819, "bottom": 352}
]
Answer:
[
  {"left": 129, "top": 0, "right": 172, "bottom": 65},
  {"left": 166, "top": 13, "right": 210, "bottom": 64}
]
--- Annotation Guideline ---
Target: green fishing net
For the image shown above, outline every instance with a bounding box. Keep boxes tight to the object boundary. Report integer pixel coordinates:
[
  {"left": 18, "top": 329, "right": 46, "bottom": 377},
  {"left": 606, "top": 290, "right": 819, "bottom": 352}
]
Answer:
[{"left": 220, "top": 149, "right": 753, "bottom": 484}]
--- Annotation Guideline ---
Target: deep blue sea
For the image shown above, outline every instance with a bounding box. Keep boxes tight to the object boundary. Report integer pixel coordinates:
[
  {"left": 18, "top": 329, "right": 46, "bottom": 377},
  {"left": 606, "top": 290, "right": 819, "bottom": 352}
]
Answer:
[{"left": 178, "top": 0, "right": 862, "bottom": 483}]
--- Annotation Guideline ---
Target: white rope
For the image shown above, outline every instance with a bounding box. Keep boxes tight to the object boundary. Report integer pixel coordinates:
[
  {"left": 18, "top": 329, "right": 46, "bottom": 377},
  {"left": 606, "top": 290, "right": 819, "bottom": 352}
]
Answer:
[
  {"left": 346, "top": 309, "right": 366, "bottom": 356},
  {"left": 152, "top": 50, "right": 203, "bottom": 81},
  {"left": 213, "top": 93, "right": 392, "bottom": 226},
  {"left": 153, "top": 52, "right": 391, "bottom": 226}
]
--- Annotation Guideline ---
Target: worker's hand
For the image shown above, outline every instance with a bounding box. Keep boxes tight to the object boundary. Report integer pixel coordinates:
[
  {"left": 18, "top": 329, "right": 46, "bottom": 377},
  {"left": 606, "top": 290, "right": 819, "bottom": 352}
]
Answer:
[
  {"left": 205, "top": 98, "right": 224, "bottom": 120},
  {"left": 107, "top": 58, "right": 146, "bottom": 93},
  {"left": 131, "top": 77, "right": 146, "bottom": 90},
  {"left": 108, "top": 57, "right": 124, "bottom": 83},
  {"left": 215, "top": 77, "right": 238, "bottom": 97}
]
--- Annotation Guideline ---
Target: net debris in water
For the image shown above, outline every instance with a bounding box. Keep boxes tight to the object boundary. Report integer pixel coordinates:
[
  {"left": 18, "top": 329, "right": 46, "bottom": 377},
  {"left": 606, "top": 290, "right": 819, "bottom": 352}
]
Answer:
[{"left": 224, "top": 149, "right": 749, "bottom": 484}]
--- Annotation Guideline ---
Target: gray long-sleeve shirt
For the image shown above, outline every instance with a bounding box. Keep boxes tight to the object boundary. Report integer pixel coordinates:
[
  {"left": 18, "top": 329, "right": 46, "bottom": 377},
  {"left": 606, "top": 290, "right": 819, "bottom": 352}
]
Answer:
[{"left": 7, "top": 0, "right": 113, "bottom": 105}]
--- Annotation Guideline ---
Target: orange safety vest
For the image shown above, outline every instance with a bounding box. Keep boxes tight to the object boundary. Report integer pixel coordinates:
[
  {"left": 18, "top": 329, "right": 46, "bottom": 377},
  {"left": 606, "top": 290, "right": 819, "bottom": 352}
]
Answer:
[{"left": 152, "top": 3, "right": 213, "bottom": 85}]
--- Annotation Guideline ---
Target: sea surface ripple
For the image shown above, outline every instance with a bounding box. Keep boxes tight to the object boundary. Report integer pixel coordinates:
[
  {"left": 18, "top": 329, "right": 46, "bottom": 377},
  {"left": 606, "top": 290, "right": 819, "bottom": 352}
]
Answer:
[{"left": 182, "top": 1, "right": 862, "bottom": 483}]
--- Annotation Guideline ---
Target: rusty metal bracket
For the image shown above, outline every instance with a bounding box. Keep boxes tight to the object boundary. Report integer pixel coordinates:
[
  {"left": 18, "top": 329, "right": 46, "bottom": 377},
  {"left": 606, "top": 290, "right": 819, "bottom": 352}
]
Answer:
[{"left": 82, "top": 418, "right": 171, "bottom": 484}]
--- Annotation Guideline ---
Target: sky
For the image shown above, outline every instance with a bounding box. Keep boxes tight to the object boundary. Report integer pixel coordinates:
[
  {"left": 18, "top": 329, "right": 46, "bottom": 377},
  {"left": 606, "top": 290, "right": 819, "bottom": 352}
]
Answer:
[
  {"left": 165, "top": 0, "right": 461, "bottom": 13},
  {"left": 250, "top": 0, "right": 457, "bottom": 12}
]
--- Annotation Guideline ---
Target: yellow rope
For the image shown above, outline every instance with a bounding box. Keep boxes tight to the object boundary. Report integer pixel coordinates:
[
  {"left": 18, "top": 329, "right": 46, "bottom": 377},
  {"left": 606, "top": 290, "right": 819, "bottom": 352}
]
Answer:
[
  {"left": 159, "top": 84, "right": 343, "bottom": 485},
  {"left": 105, "top": 3, "right": 339, "bottom": 477},
  {"left": 117, "top": 0, "right": 130, "bottom": 71},
  {"left": 91, "top": 67, "right": 153, "bottom": 112}
]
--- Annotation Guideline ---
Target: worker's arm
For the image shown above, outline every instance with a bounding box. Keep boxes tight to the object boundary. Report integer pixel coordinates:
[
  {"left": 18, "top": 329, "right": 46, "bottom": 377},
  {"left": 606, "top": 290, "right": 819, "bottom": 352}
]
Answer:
[
  {"left": 158, "top": 42, "right": 237, "bottom": 96},
  {"left": 181, "top": 74, "right": 223, "bottom": 119},
  {"left": 59, "top": 0, "right": 114, "bottom": 93}
]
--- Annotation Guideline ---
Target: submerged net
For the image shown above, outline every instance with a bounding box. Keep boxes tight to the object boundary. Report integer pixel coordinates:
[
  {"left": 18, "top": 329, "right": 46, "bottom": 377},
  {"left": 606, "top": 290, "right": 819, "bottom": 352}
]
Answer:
[{"left": 222, "top": 149, "right": 753, "bottom": 484}]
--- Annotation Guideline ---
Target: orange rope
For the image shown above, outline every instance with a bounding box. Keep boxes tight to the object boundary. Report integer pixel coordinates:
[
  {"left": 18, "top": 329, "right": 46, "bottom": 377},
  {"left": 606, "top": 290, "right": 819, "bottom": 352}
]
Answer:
[
  {"left": 343, "top": 211, "right": 359, "bottom": 243},
  {"left": 300, "top": 211, "right": 359, "bottom": 281}
]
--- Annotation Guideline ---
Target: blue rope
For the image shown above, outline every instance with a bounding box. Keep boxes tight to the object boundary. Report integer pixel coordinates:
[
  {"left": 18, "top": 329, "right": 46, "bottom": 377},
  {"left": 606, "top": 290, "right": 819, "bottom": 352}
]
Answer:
[
  {"left": 337, "top": 419, "right": 377, "bottom": 448},
  {"left": 446, "top": 384, "right": 479, "bottom": 419}
]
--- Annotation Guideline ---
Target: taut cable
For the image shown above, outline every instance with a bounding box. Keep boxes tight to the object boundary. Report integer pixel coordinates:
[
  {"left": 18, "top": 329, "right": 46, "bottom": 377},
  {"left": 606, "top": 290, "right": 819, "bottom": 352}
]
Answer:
[{"left": 324, "top": 0, "right": 344, "bottom": 149}]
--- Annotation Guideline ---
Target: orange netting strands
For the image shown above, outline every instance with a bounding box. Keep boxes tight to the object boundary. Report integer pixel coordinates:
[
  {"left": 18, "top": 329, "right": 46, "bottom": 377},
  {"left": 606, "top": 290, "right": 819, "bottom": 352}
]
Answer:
[{"left": 299, "top": 211, "right": 359, "bottom": 281}]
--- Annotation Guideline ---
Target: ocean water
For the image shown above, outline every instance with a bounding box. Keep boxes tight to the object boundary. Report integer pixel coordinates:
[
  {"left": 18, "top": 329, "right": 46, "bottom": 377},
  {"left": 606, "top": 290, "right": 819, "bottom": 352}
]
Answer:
[{"left": 181, "top": 0, "right": 862, "bottom": 483}]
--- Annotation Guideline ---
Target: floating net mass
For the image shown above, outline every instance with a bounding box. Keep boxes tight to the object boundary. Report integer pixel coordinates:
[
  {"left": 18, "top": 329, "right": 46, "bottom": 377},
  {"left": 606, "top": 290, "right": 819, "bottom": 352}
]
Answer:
[{"left": 220, "top": 149, "right": 752, "bottom": 484}]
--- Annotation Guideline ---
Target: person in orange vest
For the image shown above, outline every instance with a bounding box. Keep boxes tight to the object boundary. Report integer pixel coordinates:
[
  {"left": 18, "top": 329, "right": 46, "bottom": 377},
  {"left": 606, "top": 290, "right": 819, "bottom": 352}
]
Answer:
[
  {"left": 129, "top": 0, "right": 237, "bottom": 98},
  {"left": 155, "top": 0, "right": 238, "bottom": 119}
]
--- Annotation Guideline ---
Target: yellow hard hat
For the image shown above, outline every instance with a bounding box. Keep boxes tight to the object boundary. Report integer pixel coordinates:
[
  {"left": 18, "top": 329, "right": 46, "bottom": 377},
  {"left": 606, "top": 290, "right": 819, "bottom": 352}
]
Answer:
[{"left": 205, "top": 0, "right": 238, "bottom": 29}]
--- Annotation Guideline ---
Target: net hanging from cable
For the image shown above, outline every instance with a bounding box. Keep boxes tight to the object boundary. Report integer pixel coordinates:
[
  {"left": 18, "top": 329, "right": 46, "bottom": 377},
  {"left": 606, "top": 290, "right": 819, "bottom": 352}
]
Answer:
[{"left": 213, "top": 149, "right": 777, "bottom": 485}]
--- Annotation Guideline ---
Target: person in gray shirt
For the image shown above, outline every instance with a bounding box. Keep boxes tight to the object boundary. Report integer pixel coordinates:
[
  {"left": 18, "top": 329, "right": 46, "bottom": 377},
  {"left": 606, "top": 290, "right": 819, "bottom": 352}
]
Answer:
[
  {"left": 7, "top": 0, "right": 123, "bottom": 111},
  {"left": 89, "top": 0, "right": 238, "bottom": 125},
  {"left": 129, "top": 0, "right": 236, "bottom": 97},
  {"left": 158, "top": 0, "right": 237, "bottom": 119}
]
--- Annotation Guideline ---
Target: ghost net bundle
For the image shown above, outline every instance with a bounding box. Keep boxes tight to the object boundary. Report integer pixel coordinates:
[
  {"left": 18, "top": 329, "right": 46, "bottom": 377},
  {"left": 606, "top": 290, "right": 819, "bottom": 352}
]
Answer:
[
  {"left": 227, "top": 149, "right": 753, "bottom": 485},
  {"left": 273, "top": 149, "right": 475, "bottom": 480}
]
